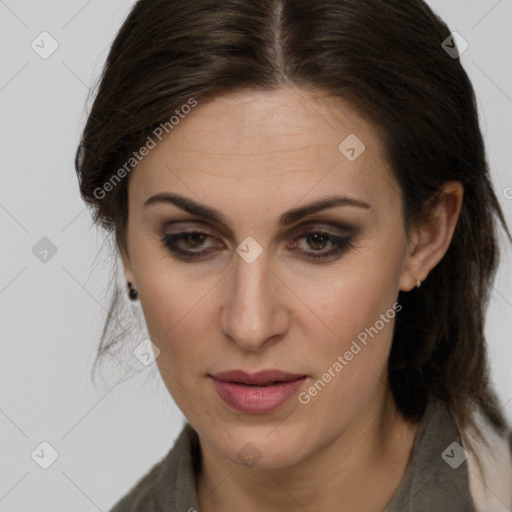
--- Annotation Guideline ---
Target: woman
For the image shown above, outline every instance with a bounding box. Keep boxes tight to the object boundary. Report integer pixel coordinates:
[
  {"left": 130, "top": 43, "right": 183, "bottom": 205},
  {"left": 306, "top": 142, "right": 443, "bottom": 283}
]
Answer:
[{"left": 75, "top": 0, "right": 512, "bottom": 510}]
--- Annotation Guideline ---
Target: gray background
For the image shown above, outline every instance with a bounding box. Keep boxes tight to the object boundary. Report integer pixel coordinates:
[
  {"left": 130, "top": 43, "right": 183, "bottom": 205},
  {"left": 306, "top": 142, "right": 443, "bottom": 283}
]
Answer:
[{"left": 0, "top": 1, "right": 511, "bottom": 510}]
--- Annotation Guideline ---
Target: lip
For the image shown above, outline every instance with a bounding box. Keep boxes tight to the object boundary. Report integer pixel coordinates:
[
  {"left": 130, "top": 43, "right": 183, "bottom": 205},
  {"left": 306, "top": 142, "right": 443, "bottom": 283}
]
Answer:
[
  {"left": 211, "top": 369, "right": 306, "bottom": 385},
  {"left": 209, "top": 369, "right": 307, "bottom": 414}
]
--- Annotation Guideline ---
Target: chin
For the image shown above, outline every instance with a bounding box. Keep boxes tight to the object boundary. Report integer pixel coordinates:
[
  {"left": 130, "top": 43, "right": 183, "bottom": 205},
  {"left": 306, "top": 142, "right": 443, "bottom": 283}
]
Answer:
[{"left": 214, "top": 422, "right": 310, "bottom": 470}]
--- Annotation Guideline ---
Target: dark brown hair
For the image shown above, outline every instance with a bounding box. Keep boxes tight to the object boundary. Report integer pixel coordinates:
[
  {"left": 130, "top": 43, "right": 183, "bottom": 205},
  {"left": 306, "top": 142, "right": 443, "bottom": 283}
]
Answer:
[{"left": 75, "top": 0, "right": 511, "bottom": 442}]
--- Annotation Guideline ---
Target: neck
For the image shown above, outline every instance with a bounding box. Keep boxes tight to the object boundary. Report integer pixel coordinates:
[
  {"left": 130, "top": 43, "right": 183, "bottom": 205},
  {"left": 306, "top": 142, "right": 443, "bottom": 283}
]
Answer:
[{"left": 196, "top": 386, "right": 419, "bottom": 512}]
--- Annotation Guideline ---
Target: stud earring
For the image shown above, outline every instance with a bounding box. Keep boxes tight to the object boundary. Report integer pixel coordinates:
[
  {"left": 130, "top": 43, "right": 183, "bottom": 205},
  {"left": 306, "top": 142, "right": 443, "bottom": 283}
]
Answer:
[
  {"left": 416, "top": 280, "right": 422, "bottom": 288},
  {"left": 127, "top": 281, "right": 138, "bottom": 301}
]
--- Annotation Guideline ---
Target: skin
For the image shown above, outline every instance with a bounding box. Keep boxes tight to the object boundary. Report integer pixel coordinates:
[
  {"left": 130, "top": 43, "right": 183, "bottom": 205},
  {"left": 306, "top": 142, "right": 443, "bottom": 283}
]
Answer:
[{"left": 121, "top": 87, "right": 463, "bottom": 511}]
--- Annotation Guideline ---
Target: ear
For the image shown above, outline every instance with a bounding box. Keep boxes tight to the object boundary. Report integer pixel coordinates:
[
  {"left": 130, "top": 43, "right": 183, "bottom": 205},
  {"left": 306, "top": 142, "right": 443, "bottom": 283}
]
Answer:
[
  {"left": 399, "top": 181, "right": 464, "bottom": 292},
  {"left": 120, "top": 243, "right": 135, "bottom": 286}
]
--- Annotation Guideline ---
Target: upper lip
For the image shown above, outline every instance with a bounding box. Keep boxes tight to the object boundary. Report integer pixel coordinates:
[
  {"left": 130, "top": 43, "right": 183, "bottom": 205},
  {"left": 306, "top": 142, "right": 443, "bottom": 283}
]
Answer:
[{"left": 210, "top": 369, "right": 306, "bottom": 385}]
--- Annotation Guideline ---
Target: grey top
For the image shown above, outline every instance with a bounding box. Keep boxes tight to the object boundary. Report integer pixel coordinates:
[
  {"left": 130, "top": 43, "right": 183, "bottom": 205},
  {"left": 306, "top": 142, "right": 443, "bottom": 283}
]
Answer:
[{"left": 109, "top": 397, "right": 479, "bottom": 511}]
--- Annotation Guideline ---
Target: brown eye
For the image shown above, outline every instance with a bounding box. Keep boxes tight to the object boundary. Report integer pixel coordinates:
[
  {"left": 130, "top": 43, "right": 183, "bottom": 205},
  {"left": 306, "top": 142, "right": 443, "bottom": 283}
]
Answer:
[
  {"left": 289, "top": 231, "right": 354, "bottom": 261},
  {"left": 305, "top": 233, "right": 330, "bottom": 251},
  {"left": 161, "top": 228, "right": 354, "bottom": 262},
  {"left": 182, "top": 232, "right": 208, "bottom": 248},
  {"left": 161, "top": 230, "right": 220, "bottom": 259}
]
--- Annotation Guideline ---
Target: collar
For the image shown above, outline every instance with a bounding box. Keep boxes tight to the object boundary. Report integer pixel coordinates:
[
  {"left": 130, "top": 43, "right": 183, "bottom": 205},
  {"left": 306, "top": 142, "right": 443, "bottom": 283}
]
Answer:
[{"left": 111, "top": 396, "right": 477, "bottom": 511}]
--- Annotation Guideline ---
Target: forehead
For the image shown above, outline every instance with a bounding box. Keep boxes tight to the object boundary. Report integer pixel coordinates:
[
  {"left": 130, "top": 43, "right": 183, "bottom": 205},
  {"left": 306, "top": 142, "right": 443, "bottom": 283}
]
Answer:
[{"left": 129, "top": 87, "right": 399, "bottom": 217}]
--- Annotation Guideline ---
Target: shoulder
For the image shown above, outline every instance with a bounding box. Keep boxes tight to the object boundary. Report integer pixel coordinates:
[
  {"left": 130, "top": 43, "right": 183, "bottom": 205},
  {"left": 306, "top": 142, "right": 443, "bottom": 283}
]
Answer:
[
  {"left": 464, "top": 410, "right": 512, "bottom": 512},
  {"left": 108, "top": 456, "right": 165, "bottom": 512},
  {"left": 108, "top": 422, "right": 199, "bottom": 512}
]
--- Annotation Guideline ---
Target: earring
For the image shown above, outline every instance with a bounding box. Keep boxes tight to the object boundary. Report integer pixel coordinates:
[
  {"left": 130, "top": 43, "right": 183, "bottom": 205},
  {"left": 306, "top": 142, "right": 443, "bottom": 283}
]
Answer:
[
  {"left": 416, "top": 280, "right": 422, "bottom": 288},
  {"left": 127, "top": 281, "right": 138, "bottom": 301}
]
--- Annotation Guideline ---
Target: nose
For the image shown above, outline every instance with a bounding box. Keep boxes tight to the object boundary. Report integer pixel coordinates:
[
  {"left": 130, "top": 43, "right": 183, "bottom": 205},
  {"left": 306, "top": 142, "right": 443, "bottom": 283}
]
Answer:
[{"left": 220, "top": 250, "right": 291, "bottom": 352}]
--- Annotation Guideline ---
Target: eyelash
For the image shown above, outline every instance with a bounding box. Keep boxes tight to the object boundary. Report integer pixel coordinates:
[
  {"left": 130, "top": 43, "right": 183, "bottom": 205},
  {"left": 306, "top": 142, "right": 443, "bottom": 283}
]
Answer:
[{"left": 161, "top": 229, "right": 354, "bottom": 262}]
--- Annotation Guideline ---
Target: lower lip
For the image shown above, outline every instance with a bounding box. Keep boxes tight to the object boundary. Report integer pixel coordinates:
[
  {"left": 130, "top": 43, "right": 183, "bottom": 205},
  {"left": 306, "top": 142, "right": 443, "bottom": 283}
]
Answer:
[{"left": 211, "top": 377, "right": 306, "bottom": 414}]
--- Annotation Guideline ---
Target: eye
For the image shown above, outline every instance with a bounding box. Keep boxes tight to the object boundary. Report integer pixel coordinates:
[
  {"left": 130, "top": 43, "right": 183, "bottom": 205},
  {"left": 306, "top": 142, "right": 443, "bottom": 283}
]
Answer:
[
  {"left": 288, "top": 231, "right": 353, "bottom": 261},
  {"left": 161, "top": 228, "right": 354, "bottom": 261},
  {"left": 161, "top": 230, "right": 220, "bottom": 259}
]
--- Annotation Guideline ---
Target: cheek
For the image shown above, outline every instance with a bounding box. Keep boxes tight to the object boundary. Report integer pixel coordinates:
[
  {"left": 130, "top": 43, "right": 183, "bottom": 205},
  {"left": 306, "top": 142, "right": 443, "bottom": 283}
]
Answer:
[
  {"left": 138, "top": 271, "right": 212, "bottom": 356},
  {"left": 130, "top": 229, "right": 214, "bottom": 338},
  {"left": 305, "top": 279, "right": 397, "bottom": 382},
  {"left": 297, "top": 276, "right": 400, "bottom": 425},
  {"left": 294, "top": 237, "right": 405, "bottom": 383},
  {"left": 141, "top": 271, "right": 213, "bottom": 413},
  {"left": 129, "top": 253, "right": 210, "bottom": 376},
  {"left": 298, "top": 251, "right": 402, "bottom": 345}
]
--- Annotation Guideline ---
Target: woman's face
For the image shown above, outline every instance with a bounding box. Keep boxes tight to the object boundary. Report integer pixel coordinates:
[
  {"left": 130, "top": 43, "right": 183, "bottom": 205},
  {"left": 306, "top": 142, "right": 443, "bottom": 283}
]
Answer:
[{"left": 122, "top": 87, "right": 415, "bottom": 469}]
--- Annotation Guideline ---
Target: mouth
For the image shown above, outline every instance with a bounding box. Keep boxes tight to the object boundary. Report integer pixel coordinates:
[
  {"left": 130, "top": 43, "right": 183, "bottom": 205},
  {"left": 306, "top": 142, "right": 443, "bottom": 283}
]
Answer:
[
  {"left": 235, "top": 381, "right": 286, "bottom": 387},
  {"left": 209, "top": 369, "right": 308, "bottom": 414},
  {"left": 209, "top": 369, "right": 307, "bottom": 386}
]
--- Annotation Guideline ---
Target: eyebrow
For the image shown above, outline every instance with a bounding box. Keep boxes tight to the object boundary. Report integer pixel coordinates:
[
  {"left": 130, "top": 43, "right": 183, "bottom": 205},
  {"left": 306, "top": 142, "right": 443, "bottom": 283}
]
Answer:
[{"left": 143, "top": 192, "right": 371, "bottom": 226}]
